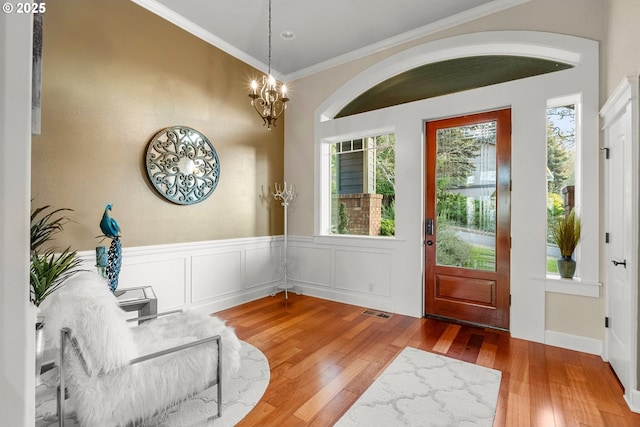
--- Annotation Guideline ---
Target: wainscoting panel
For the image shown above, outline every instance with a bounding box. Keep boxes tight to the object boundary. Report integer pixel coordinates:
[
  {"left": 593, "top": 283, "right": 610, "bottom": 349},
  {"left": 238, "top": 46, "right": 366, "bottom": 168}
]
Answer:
[
  {"left": 287, "top": 245, "right": 332, "bottom": 287},
  {"left": 285, "top": 237, "right": 397, "bottom": 312},
  {"left": 245, "top": 246, "right": 281, "bottom": 288},
  {"left": 334, "top": 250, "right": 391, "bottom": 296},
  {"left": 77, "top": 236, "right": 282, "bottom": 314},
  {"left": 118, "top": 256, "right": 187, "bottom": 312},
  {"left": 191, "top": 250, "right": 242, "bottom": 303}
]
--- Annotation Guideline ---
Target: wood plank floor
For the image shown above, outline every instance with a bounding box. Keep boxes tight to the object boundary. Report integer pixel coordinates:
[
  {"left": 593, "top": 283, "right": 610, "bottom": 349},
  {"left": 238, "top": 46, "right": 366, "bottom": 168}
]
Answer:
[{"left": 215, "top": 294, "right": 640, "bottom": 427}]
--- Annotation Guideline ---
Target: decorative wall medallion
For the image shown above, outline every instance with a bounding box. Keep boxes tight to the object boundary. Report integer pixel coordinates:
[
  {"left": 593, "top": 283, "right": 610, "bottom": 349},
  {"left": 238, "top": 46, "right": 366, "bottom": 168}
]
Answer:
[{"left": 146, "top": 126, "right": 220, "bottom": 205}]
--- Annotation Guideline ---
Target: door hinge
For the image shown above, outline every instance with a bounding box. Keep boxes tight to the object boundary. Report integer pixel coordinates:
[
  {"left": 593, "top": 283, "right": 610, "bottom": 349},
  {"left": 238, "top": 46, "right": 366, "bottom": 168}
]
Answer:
[
  {"left": 509, "top": 294, "right": 512, "bottom": 306},
  {"left": 605, "top": 316, "right": 610, "bottom": 328},
  {"left": 601, "top": 147, "right": 610, "bottom": 159},
  {"left": 605, "top": 232, "right": 610, "bottom": 243}
]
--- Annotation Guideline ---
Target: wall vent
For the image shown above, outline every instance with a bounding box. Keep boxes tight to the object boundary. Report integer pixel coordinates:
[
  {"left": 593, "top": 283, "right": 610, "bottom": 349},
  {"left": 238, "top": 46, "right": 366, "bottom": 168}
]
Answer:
[{"left": 362, "top": 309, "right": 392, "bottom": 319}]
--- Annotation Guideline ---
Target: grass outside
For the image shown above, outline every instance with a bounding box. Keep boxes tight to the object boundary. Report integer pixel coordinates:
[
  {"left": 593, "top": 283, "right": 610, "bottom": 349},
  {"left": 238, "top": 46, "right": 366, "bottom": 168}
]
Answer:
[
  {"left": 468, "top": 247, "right": 560, "bottom": 274},
  {"left": 469, "top": 245, "right": 495, "bottom": 271}
]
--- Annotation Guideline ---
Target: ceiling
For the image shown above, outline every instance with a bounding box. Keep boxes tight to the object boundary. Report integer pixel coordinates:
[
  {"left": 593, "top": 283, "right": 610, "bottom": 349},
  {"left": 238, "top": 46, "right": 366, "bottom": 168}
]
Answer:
[{"left": 132, "top": 0, "right": 529, "bottom": 80}]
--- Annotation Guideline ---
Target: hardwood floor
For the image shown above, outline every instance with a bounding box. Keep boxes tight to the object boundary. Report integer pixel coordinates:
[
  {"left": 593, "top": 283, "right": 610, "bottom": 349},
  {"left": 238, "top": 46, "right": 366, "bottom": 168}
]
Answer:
[{"left": 215, "top": 294, "right": 640, "bottom": 426}]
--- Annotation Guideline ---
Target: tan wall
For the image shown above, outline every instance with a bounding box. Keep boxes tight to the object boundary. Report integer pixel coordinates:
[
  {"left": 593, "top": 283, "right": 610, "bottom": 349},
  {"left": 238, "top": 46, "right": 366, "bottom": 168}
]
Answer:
[
  {"left": 605, "top": 0, "right": 640, "bottom": 96},
  {"left": 546, "top": 293, "right": 604, "bottom": 340},
  {"left": 31, "top": 0, "right": 284, "bottom": 252}
]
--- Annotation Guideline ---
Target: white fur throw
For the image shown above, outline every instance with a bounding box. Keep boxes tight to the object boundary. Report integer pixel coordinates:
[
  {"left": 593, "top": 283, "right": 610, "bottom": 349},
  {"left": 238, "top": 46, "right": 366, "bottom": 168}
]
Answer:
[
  {"left": 40, "top": 271, "right": 241, "bottom": 426},
  {"left": 41, "top": 272, "right": 136, "bottom": 374}
]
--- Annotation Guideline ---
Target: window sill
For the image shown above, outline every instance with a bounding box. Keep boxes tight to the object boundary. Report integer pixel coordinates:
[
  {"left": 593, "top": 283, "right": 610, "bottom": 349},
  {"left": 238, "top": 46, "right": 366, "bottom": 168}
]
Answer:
[
  {"left": 543, "top": 274, "right": 601, "bottom": 297},
  {"left": 312, "top": 234, "right": 404, "bottom": 249}
]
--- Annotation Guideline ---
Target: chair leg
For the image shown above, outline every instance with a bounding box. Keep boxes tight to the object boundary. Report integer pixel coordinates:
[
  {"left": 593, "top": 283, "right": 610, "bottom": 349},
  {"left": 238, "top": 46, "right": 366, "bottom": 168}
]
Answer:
[
  {"left": 205, "top": 339, "right": 223, "bottom": 422},
  {"left": 58, "top": 329, "right": 67, "bottom": 427},
  {"left": 217, "top": 339, "right": 222, "bottom": 418},
  {"left": 56, "top": 385, "right": 63, "bottom": 427}
]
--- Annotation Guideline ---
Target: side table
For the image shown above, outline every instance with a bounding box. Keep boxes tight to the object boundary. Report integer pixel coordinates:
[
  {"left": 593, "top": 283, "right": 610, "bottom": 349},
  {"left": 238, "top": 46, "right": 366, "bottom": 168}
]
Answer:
[{"left": 116, "top": 286, "right": 157, "bottom": 323}]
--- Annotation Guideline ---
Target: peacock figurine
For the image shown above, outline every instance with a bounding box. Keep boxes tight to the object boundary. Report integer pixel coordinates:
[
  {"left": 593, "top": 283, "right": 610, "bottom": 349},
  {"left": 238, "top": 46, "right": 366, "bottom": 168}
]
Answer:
[{"left": 100, "top": 204, "right": 122, "bottom": 292}]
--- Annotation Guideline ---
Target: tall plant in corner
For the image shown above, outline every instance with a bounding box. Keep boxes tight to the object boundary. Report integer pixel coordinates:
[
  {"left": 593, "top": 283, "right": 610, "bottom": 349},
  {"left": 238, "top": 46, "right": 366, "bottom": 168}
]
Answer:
[{"left": 30, "top": 204, "right": 82, "bottom": 307}]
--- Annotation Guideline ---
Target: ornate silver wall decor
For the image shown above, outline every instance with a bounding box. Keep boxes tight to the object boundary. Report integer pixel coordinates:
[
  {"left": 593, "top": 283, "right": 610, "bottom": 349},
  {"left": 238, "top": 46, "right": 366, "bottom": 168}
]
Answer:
[{"left": 146, "top": 126, "right": 220, "bottom": 205}]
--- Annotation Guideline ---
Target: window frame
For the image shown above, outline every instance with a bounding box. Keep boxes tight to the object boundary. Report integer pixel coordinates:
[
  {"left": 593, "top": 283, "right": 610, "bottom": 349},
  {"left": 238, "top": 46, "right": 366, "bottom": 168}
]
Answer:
[
  {"left": 545, "top": 95, "right": 581, "bottom": 276},
  {"left": 319, "top": 129, "right": 397, "bottom": 238},
  {"left": 543, "top": 92, "right": 601, "bottom": 294}
]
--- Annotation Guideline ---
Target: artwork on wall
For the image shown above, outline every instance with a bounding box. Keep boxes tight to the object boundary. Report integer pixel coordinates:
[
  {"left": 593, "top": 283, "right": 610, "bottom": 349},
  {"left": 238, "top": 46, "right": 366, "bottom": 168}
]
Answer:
[{"left": 145, "top": 126, "right": 220, "bottom": 205}]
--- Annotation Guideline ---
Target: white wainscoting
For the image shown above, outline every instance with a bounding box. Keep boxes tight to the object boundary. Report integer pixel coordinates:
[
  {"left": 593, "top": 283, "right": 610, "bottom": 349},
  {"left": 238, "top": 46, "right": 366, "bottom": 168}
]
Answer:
[
  {"left": 77, "top": 236, "right": 282, "bottom": 315},
  {"left": 286, "top": 236, "right": 606, "bottom": 358},
  {"left": 286, "top": 236, "right": 398, "bottom": 312},
  {"left": 75, "top": 235, "right": 605, "bottom": 360}
]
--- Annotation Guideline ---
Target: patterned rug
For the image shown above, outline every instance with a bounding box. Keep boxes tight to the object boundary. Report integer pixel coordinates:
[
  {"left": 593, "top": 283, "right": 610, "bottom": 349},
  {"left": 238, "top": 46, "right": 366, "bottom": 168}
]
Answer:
[
  {"left": 36, "top": 341, "right": 269, "bottom": 426},
  {"left": 334, "top": 347, "right": 501, "bottom": 427}
]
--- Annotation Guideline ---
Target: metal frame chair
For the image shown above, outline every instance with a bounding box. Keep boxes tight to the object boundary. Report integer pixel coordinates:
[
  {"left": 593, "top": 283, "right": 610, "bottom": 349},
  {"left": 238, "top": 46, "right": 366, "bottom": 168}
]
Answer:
[{"left": 56, "top": 311, "right": 223, "bottom": 426}]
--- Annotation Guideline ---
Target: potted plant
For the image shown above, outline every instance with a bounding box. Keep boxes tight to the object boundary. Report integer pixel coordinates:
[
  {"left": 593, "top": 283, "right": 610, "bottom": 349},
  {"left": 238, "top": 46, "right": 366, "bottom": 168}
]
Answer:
[
  {"left": 30, "top": 204, "right": 82, "bottom": 380},
  {"left": 550, "top": 208, "right": 581, "bottom": 278}
]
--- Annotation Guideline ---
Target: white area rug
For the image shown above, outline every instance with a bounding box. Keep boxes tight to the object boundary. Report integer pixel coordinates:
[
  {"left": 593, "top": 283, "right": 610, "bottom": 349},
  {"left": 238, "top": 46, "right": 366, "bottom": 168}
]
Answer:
[
  {"left": 334, "top": 347, "right": 501, "bottom": 427},
  {"left": 36, "top": 341, "right": 269, "bottom": 426}
]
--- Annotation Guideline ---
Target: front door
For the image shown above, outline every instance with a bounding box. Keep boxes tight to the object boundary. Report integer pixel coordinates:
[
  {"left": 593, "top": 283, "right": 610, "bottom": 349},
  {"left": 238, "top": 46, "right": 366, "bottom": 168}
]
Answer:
[{"left": 424, "top": 109, "right": 511, "bottom": 329}]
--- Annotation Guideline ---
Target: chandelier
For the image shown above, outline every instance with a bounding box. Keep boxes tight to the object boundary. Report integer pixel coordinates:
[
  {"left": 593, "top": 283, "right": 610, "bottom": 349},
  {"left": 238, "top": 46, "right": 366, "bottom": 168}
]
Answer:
[{"left": 249, "top": 0, "right": 289, "bottom": 130}]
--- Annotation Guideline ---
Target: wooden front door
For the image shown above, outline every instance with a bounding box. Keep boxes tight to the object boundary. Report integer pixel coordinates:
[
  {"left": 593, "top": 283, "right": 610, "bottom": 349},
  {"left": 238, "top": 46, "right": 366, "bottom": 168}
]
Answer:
[{"left": 424, "top": 109, "right": 511, "bottom": 329}]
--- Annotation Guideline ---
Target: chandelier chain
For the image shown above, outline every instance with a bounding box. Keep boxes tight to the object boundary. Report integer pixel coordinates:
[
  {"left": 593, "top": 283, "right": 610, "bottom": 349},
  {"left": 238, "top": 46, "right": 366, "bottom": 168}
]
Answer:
[
  {"left": 247, "top": 0, "right": 289, "bottom": 130},
  {"left": 268, "top": 0, "right": 272, "bottom": 76}
]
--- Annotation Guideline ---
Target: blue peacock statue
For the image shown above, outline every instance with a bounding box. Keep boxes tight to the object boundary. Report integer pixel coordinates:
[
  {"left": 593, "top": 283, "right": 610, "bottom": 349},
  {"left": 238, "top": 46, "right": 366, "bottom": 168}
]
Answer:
[{"left": 100, "top": 204, "right": 122, "bottom": 292}]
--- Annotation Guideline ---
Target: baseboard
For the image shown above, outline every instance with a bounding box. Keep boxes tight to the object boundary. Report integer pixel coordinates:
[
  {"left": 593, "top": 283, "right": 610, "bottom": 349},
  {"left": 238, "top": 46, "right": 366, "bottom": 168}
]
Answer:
[
  {"left": 544, "top": 329, "right": 603, "bottom": 356},
  {"left": 293, "top": 281, "right": 396, "bottom": 315},
  {"left": 626, "top": 388, "right": 640, "bottom": 414},
  {"left": 189, "top": 283, "right": 278, "bottom": 315}
]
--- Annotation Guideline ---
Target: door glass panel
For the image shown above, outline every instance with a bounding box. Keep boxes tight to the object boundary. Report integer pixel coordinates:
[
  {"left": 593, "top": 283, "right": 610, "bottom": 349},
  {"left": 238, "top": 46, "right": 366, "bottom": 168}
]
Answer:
[{"left": 436, "top": 120, "right": 497, "bottom": 271}]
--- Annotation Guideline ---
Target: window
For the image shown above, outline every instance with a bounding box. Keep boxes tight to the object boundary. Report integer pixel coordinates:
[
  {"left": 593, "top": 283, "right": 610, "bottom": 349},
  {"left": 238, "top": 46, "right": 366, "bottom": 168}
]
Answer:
[
  {"left": 330, "top": 133, "right": 395, "bottom": 236},
  {"left": 434, "top": 119, "right": 500, "bottom": 272},
  {"left": 546, "top": 102, "right": 577, "bottom": 274}
]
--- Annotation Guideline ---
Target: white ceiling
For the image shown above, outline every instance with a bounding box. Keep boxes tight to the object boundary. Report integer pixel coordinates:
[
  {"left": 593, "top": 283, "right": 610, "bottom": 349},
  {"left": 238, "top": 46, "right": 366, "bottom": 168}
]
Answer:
[{"left": 131, "top": 0, "right": 529, "bottom": 81}]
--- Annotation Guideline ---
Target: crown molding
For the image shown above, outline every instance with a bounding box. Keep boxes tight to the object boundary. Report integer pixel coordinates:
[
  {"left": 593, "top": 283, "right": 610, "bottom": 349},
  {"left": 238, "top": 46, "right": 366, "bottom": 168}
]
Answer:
[
  {"left": 130, "top": 0, "right": 530, "bottom": 81},
  {"left": 129, "top": 0, "right": 279, "bottom": 76},
  {"left": 283, "top": 0, "right": 531, "bottom": 81}
]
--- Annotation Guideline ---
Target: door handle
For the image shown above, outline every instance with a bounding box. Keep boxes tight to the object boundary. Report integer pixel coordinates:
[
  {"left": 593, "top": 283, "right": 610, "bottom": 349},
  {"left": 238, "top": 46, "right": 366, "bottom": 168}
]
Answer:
[
  {"left": 426, "top": 240, "right": 434, "bottom": 246},
  {"left": 612, "top": 259, "right": 627, "bottom": 268}
]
